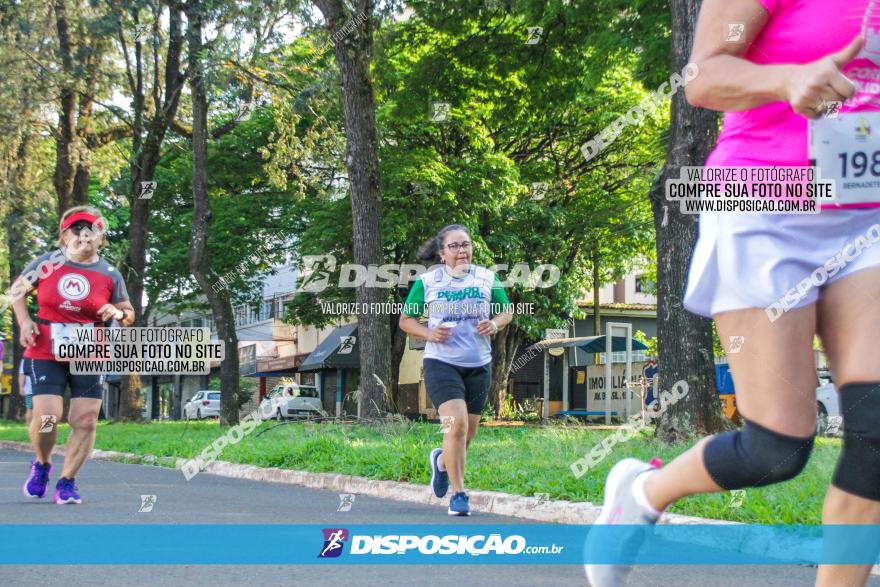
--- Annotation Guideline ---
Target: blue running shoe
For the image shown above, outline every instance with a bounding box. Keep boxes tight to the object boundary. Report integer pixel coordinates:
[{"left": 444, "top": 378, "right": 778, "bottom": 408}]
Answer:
[
  {"left": 23, "top": 460, "right": 52, "bottom": 498},
  {"left": 448, "top": 491, "right": 470, "bottom": 516},
  {"left": 430, "top": 448, "right": 449, "bottom": 498},
  {"left": 54, "top": 477, "right": 82, "bottom": 505}
]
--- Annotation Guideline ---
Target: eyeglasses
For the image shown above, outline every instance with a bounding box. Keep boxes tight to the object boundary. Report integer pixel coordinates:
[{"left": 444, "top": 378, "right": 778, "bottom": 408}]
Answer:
[
  {"left": 444, "top": 241, "right": 472, "bottom": 252},
  {"left": 68, "top": 223, "right": 95, "bottom": 235}
]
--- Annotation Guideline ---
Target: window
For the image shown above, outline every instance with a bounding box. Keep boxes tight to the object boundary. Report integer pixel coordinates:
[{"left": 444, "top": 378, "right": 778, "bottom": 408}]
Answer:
[
  {"left": 634, "top": 275, "right": 654, "bottom": 295},
  {"left": 208, "top": 393, "right": 220, "bottom": 400},
  {"left": 597, "top": 350, "right": 648, "bottom": 364},
  {"left": 234, "top": 306, "right": 247, "bottom": 326}
]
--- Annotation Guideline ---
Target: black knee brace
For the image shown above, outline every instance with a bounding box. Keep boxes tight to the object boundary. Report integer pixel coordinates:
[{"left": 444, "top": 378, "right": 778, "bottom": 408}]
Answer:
[
  {"left": 832, "top": 382, "right": 880, "bottom": 501},
  {"left": 703, "top": 419, "right": 815, "bottom": 490}
]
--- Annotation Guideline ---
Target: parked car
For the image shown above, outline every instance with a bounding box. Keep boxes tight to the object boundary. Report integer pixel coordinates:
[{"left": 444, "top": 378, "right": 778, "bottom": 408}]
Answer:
[
  {"left": 260, "top": 384, "right": 322, "bottom": 421},
  {"left": 183, "top": 390, "right": 221, "bottom": 420},
  {"left": 816, "top": 376, "right": 842, "bottom": 436},
  {"left": 717, "top": 365, "right": 841, "bottom": 436}
]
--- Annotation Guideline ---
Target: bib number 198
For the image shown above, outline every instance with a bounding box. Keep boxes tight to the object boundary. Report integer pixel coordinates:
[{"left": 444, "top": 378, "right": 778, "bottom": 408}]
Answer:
[
  {"left": 838, "top": 150, "right": 880, "bottom": 178},
  {"left": 810, "top": 112, "right": 880, "bottom": 205}
]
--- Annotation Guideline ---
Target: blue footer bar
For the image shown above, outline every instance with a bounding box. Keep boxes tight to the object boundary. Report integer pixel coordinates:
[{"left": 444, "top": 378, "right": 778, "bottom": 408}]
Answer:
[{"left": 1, "top": 524, "right": 879, "bottom": 565}]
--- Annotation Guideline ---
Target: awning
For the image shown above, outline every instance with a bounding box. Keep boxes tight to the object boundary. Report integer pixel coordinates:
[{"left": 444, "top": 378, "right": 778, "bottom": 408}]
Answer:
[
  {"left": 245, "top": 353, "right": 310, "bottom": 377},
  {"left": 298, "top": 323, "right": 359, "bottom": 372},
  {"left": 526, "top": 335, "right": 648, "bottom": 354}
]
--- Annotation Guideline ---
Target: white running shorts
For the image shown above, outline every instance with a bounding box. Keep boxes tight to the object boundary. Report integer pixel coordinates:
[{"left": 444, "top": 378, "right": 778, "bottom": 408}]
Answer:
[{"left": 683, "top": 209, "right": 880, "bottom": 318}]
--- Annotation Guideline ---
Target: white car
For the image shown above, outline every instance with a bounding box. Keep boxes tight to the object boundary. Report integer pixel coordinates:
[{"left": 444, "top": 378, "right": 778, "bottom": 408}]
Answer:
[
  {"left": 183, "top": 390, "right": 221, "bottom": 420},
  {"left": 816, "top": 376, "right": 842, "bottom": 436},
  {"left": 260, "top": 384, "right": 323, "bottom": 421}
]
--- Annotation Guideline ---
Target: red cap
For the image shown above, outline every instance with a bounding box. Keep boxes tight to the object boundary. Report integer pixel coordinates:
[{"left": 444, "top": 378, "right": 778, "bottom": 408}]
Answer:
[{"left": 62, "top": 212, "right": 98, "bottom": 229}]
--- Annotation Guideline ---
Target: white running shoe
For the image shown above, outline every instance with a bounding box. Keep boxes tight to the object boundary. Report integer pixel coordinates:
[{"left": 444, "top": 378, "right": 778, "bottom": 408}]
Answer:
[{"left": 584, "top": 458, "right": 663, "bottom": 587}]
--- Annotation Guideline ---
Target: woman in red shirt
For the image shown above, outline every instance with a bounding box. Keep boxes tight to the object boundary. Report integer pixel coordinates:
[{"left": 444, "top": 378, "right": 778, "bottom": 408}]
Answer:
[{"left": 12, "top": 206, "right": 135, "bottom": 505}]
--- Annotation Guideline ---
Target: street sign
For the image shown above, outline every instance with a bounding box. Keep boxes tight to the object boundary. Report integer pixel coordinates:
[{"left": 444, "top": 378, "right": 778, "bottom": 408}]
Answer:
[{"left": 544, "top": 328, "right": 568, "bottom": 340}]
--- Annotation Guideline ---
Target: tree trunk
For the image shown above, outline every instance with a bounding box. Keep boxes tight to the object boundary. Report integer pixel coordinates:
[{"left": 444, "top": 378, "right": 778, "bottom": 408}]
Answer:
[
  {"left": 172, "top": 374, "right": 182, "bottom": 420},
  {"left": 593, "top": 248, "right": 601, "bottom": 365},
  {"left": 118, "top": 183, "right": 146, "bottom": 421},
  {"left": 3, "top": 138, "right": 31, "bottom": 421},
  {"left": 389, "top": 312, "right": 406, "bottom": 412},
  {"left": 186, "top": 1, "right": 240, "bottom": 426},
  {"left": 53, "top": 0, "right": 81, "bottom": 216},
  {"left": 650, "top": 0, "right": 725, "bottom": 442},
  {"left": 5, "top": 326, "right": 25, "bottom": 421},
  {"left": 52, "top": 0, "right": 101, "bottom": 216},
  {"left": 313, "top": 0, "right": 390, "bottom": 418},
  {"left": 489, "top": 326, "right": 525, "bottom": 418},
  {"left": 118, "top": 6, "right": 186, "bottom": 422}
]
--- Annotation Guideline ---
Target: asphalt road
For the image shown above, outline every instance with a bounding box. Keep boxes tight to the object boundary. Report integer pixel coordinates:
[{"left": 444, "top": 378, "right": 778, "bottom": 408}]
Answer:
[{"left": 1, "top": 448, "right": 877, "bottom": 587}]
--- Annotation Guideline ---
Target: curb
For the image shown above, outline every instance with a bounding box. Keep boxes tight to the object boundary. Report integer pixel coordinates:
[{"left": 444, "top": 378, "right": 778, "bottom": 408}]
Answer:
[
  {"left": 5, "top": 440, "right": 877, "bottom": 573},
  {"left": 0, "top": 439, "right": 712, "bottom": 526},
  {"left": 0, "top": 440, "right": 177, "bottom": 468}
]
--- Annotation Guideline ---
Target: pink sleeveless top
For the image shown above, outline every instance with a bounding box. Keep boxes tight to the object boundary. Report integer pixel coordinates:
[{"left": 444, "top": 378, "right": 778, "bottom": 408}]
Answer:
[{"left": 705, "top": 0, "right": 880, "bottom": 210}]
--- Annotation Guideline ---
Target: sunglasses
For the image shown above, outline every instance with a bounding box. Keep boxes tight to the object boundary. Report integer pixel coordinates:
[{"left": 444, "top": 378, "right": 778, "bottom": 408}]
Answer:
[{"left": 68, "top": 222, "right": 98, "bottom": 235}]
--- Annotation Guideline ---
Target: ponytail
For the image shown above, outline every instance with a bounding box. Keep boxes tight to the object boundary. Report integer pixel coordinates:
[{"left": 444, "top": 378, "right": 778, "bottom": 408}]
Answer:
[{"left": 417, "top": 224, "right": 470, "bottom": 265}]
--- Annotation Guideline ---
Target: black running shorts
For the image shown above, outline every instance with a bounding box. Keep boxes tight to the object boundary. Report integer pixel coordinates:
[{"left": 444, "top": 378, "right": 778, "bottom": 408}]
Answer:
[
  {"left": 423, "top": 358, "right": 491, "bottom": 415},
  {"left": 24, "top": 358, "right": 104, "bottom": 400}
]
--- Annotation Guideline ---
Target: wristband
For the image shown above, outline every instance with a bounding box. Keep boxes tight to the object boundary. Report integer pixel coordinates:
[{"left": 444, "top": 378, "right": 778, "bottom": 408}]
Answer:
[{"left": 489, "top": 319, "right": 498, "bottom": 334}]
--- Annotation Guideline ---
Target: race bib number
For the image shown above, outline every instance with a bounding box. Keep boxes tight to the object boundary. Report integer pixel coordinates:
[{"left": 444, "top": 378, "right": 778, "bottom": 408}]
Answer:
[
  {"left": 810, "top": 112, "right": 880, "bottom": 205},
  {"left": 50, "top": 322, "right": 93, "bottom": 358}
]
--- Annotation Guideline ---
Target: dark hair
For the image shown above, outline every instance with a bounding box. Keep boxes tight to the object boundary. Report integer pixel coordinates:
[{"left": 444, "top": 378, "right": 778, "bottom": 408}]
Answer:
[{"left": 417, "top": 224, "right": 471, "bottom": 265}]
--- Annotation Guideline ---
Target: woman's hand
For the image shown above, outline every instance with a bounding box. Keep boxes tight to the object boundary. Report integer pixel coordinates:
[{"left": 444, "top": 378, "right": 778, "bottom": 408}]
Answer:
[
  {"left": 426, "top": 325, "right": 452, "bottom": 343},
  {"left": 476, "top": 319, "right": 498, "bottom": 337},
  {"left": 19, "top": 318, "right": 39, "bottom": 347},
  {"left": 784, "top": 37, "right": 863, "bottom": 119},
  {"left": 97, "top": 304, "right": 124, "bottom": 322}
]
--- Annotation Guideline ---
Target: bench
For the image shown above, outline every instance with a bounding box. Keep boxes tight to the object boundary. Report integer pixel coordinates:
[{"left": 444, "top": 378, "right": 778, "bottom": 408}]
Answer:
[{"left": 554, "top": 410, "right": 619, "bottom": 417}]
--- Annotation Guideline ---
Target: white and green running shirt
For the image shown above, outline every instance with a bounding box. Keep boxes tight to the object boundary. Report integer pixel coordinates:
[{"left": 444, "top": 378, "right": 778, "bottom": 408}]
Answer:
[{"left": 403, "top": 264, "right": 510, "bottom": 368}]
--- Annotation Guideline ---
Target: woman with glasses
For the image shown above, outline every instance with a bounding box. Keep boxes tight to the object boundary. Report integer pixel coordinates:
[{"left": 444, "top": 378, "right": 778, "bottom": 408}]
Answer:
[
  {"left": 13, "top": 206, "right": 135, "bottom": 504},
  {"left": 399, "top": 224, "right": 513, "bottom": 516}
]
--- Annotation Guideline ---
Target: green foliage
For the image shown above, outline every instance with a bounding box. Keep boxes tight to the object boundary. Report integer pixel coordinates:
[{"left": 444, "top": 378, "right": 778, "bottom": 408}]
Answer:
[
  {"left": 633, "top": 329, "right": 658, "bottom": 359},
  {"left": 498, "top": 396, "right": 540, "bottom": 421},
  {"left": 277, "top": 1, "right": 667, "bottom": 349},
  {"left": 141, "top": 105, "right": 298, "bottom": 315},
  {"left": 500, "top": 394, "right": 518, "bottom": 419},
  {"left": 712, "top": 321, "right": 725, "bottom": 358},
  {"left": 0, "top": 0, "right": 676, "bottom": 417},
  {"left": 480, "top": 401, "right": 496, "bottom": 422},
  {"left": 208, "top": 376, "right": 256, "bottom": 409}
]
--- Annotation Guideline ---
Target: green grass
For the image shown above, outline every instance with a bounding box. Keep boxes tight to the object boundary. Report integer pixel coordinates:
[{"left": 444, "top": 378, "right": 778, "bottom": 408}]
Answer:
[{"left": 0, "top": 419, "right": 839, "bottom": 524}]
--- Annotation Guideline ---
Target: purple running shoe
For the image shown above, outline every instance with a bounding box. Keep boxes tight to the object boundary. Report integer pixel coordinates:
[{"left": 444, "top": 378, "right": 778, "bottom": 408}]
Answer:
[
  {"left": 23, "top": 460, "right": 52, "bottom": 498},
  {"left": 54, "top": 477, "right": 82, "bottom": 505}
]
